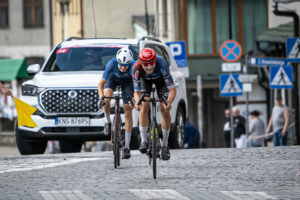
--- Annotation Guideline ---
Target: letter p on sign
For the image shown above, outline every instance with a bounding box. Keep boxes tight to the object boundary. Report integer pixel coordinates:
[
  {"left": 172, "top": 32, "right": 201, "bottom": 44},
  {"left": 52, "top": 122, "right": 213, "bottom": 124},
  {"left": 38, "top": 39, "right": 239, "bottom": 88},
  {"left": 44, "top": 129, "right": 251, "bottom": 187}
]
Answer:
[{"left": 169, "top": 43, "right": 182, "bottom": 56}]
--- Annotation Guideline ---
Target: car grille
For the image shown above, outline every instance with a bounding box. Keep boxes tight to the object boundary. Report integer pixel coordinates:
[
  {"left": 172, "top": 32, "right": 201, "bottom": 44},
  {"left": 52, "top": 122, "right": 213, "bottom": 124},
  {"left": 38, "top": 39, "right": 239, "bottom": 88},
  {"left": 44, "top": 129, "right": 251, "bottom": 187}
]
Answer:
[
  {"left": 42, "top": 127, "right": 103, "bottom": 133},
  {"left": 40, "top": 89, "right": 99, "bottom": 114}
]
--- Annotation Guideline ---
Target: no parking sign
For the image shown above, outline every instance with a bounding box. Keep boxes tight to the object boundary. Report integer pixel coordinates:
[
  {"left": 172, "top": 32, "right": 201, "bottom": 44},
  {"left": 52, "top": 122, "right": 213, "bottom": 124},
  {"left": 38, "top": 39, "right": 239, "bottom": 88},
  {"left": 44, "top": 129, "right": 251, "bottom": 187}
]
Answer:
[{"left": 220, "top": 40, "right": 242, "bottom": 62}]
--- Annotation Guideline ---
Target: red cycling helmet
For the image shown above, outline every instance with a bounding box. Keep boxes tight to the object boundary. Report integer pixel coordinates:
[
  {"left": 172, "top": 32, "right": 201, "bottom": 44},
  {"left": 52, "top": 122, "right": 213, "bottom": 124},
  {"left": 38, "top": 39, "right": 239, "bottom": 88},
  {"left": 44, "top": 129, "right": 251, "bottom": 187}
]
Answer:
[{"left": 138, "top": 48, "right": 156, "bottom": 64}]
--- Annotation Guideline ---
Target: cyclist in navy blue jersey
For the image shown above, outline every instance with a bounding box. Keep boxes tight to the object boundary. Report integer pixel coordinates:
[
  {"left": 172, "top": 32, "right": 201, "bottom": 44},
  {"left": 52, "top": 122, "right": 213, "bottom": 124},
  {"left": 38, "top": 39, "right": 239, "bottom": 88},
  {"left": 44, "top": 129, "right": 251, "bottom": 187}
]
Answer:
[
  {"left": 98, "top": 48, "right": 135, "bottom": 159},
  {"left": 132, "top": 48, "right": 176, "bottom": 160}
]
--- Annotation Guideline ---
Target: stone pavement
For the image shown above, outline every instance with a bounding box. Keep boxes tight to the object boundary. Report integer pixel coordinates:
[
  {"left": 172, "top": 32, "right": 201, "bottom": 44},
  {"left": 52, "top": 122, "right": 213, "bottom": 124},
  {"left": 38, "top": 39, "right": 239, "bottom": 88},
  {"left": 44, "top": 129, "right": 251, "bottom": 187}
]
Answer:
[{"left": 0, "top": 147, "right": 299, "bottom": 200}]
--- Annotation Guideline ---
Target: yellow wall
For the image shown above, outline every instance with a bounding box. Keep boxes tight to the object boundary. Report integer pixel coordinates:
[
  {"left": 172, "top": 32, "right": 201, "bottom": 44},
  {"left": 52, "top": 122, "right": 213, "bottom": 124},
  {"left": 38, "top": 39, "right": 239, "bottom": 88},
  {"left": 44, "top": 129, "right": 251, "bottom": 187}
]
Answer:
[{"left": 52, "top": 0, "right": 83, "bottom": 46}]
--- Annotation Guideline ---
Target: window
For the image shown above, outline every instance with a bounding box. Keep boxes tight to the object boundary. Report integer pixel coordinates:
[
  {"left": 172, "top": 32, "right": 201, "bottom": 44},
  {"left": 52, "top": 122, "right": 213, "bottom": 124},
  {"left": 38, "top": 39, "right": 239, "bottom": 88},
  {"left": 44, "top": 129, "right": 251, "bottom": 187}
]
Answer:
[
  {"left": 242, "top": 0, "right": 267, "bottom": 52},
  {"left": 43, "top": 45, "right": 139, "bottom": 72},
  {"left": 215, "top": 0, "right": 239, "bottom": 51},
  {"left": 0, "top": 0, "right": 9, "bottom": 28},
  {"left": 23, "top": 0, "right": 43, "bottom": 27},
  {"left": 188, "top": 0, "right": 213, "bottom": 54},
  {"left": 160, "top": 47, "right": 171, "bottom": 66},
  {"left": 187, "top": 0, "right": 267, "bottom": 55}
]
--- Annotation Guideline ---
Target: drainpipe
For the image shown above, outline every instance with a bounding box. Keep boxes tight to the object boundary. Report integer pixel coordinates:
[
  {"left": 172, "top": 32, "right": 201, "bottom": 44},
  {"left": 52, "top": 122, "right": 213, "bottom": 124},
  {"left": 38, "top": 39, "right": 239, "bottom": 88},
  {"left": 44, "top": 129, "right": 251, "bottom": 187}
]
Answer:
[
  {"left": 273, "top": 3, "right": 300, "bottom": 145},
  {"left": 49, "top": 0, "right": 53, "bottom": 49},
  {"left": 273, "top": 3, "right": 299, "bottom": 37}
]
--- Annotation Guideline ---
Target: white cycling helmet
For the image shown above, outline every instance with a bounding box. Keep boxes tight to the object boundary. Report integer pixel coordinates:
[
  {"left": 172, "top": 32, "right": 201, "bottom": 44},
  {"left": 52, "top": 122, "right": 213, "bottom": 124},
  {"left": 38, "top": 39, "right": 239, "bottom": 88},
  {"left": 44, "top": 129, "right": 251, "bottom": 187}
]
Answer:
[{"left": 116, "top": 48, "right": 133, "bottom": 65}]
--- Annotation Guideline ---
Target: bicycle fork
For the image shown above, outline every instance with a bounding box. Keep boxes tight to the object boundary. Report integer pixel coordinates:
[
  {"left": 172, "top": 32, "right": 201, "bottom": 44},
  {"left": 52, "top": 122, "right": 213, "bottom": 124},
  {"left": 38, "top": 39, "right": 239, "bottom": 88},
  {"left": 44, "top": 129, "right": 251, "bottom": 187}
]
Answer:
[{"left": 148, "top": 125, "right": 161, "bottom": 165}]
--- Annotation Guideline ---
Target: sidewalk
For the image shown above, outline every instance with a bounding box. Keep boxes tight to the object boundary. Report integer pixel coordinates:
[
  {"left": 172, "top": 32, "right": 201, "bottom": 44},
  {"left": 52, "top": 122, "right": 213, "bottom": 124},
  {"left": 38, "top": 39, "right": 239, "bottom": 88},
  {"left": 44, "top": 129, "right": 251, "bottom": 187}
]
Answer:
[
  {"left": 0, "top": 131, "right": 15, "bottom": 146},
  {"left": 0, "top": 145, "right": 19, "bottom": 156},
  {"left": 0, "top": 131, "right": 19, "bottom": 156}
]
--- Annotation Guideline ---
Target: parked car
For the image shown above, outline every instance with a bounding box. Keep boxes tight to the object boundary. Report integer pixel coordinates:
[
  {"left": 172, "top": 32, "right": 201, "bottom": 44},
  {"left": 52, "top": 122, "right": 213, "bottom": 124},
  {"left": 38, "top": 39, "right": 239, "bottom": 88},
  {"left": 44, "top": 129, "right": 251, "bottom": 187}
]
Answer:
[{"left": 16, "top": 37, "right": 188, "bottom": 155}]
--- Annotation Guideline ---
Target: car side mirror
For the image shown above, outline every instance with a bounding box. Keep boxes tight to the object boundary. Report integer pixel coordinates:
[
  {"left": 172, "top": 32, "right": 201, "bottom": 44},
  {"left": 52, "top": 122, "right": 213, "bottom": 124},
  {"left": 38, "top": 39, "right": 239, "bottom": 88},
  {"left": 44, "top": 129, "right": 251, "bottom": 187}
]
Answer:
[{"left": 27, "top": 64, "right": 40, "bottom": 76}]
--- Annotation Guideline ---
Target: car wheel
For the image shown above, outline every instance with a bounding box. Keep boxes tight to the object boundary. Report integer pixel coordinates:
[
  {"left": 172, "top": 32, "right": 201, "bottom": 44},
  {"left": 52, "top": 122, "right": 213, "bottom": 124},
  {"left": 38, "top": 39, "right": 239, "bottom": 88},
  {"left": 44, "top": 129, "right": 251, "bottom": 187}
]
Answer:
[
  {"left": 169, "top": 106, "right": 186, "bottom": 149},
  {"left": 59, "top": 140, "right": 82, "bottom": 153},
  {"left": 15, "top": 122, "right": 47, "bottom": 155}
]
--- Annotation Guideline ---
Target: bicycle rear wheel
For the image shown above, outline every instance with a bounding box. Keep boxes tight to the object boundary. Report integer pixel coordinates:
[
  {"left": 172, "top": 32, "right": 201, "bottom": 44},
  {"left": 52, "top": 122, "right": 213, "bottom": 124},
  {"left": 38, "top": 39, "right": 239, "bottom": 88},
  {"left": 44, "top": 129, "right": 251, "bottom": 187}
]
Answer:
[
  {"left": 113, "top": 117, "right": 120, "bottom": 169},
  {"left": 151, "top": 122, "right": 157, "bottom": 179}
]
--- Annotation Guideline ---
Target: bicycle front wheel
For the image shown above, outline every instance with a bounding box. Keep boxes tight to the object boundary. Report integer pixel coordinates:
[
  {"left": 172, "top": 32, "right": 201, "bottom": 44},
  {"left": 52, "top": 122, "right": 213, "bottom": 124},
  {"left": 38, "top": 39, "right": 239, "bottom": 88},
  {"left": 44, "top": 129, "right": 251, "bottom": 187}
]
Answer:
[
  {"left": 113, "top": 117, "right": 120, "bottom": 169},
  {"left": 151, "top": 123, "right": 157, "bottom": 179}
]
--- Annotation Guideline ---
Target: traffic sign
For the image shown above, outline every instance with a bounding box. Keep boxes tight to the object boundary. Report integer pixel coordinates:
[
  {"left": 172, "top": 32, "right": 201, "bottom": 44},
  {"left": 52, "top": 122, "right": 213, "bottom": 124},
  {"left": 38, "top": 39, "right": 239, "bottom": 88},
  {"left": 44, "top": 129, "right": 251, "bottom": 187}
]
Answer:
[
  {"left": 222, "top": 62, "right": 241, "bottom": 72},
  {"left": 270, "top": 65, "right": 293, "bottom": 89},
  {"left": 219, "top": 40, "right": 242, "bottom": 62},
  {"left": 248, "top": 57, "right": 287, "bottom": 66},
  {"left": 220, "top": 74, "right": 243, "bottom": 97},
  {"left": 165, "top": 41, "right": 187, "bottom": 67},
  {"left": 238, "top": 74, "right": 258, "bottom": 83},
  {"left": 286, "top": 38, "right": 300, "bottom": 62},
  {"left": 243, "top": 83, "right": 252, "bottom": 92}
]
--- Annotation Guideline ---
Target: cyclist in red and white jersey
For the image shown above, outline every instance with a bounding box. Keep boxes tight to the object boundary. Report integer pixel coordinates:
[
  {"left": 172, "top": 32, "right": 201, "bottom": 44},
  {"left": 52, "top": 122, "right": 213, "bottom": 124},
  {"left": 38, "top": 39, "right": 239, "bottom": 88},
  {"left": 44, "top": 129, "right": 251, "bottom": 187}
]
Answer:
[{"left": 132, "top": 48, "right": 176, "bottom": 160}]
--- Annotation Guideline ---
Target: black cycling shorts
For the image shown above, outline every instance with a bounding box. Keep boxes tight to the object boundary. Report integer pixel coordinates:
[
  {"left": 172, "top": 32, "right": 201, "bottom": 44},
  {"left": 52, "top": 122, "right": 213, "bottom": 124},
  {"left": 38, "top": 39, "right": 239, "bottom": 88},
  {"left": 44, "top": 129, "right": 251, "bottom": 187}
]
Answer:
[
  {"left": 141, "top": 76, "right": 169, "bottom": 102},
  {"left": 104, "top": 73, "right": 133, "bottom": 104}
]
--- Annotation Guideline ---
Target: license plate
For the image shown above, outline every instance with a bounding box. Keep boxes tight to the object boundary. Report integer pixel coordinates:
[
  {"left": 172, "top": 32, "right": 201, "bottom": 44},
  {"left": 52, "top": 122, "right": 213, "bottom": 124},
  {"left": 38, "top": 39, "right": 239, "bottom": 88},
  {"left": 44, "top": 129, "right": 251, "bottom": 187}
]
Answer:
[{"left": 55, "top": 117, "right": 90, "bottom": 126}]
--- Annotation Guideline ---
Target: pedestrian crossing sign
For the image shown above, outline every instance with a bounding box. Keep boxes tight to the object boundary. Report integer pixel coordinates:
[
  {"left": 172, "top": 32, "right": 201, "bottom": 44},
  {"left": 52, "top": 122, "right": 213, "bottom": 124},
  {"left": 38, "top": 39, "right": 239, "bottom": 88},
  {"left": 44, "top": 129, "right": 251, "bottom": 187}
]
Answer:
[
  {"left": 270, "top": 65, "right": 293, "bottom": 89},
  {"left": 220, "top": 74, "right": 243, "bottom": 97},
  {"left": 286, "top": 38, "right": 300, "bottom": 62}
]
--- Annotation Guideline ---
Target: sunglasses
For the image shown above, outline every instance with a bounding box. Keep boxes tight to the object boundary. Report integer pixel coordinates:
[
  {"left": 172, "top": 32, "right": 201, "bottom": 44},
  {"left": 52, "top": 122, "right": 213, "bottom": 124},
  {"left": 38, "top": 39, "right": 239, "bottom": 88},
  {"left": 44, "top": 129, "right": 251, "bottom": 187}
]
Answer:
[
  {"left": 119, "top": 63, "right": 129, "bottom": 67},
  {"left": 141, "top": 60, "right": 155, "bottom": 66}
]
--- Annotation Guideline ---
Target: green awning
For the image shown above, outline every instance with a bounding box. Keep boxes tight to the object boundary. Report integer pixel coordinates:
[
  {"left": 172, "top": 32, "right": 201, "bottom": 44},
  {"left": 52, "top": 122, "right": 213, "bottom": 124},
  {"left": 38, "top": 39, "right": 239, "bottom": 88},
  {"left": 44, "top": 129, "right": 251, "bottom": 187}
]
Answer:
[
  {"left": 0, "top": 59, "right": 30, "bottom": 81},
  {"left": 257, "top": 22, "right": 299, "bottom": 44}
]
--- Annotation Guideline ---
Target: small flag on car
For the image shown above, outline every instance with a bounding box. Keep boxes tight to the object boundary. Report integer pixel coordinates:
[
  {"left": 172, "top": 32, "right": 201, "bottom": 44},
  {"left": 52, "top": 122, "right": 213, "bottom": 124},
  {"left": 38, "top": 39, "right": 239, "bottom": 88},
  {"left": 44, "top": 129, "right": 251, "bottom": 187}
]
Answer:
[{"left": 14, "top": 98, "right": 37, "bottom": 128}]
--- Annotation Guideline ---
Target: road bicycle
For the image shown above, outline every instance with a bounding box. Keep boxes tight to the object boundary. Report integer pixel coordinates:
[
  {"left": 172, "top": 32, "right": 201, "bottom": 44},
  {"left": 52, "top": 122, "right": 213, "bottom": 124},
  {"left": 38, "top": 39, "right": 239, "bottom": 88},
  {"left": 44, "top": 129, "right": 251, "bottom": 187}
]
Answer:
[
  {"left": 103, "top": 86, "right": 132, "bottom": 169},
  {"left": 137, "top": 84, "right": 168, "bottom": 179}
]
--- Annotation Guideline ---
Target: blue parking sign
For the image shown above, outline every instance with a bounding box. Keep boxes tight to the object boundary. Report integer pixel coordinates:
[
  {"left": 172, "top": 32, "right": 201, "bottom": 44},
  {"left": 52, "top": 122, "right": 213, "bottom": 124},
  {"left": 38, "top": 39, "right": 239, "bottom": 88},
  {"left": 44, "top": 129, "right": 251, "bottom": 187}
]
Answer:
[{"left": 166, "top": 41, "right": 187, "bottom": 67}]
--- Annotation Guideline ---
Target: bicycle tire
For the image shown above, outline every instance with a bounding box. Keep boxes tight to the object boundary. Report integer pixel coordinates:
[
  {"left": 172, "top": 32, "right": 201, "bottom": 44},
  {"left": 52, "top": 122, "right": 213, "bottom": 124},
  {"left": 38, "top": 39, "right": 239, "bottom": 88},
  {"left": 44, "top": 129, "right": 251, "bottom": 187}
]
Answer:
[
  {"left": 117, "top": 117, "right": 121, "bottom": 167},
  {"left": 152, "top": 122, "right": 157, "bottom": 179},
  {"left": 113, "top": 117, "right": 120, "bottom": 169}
]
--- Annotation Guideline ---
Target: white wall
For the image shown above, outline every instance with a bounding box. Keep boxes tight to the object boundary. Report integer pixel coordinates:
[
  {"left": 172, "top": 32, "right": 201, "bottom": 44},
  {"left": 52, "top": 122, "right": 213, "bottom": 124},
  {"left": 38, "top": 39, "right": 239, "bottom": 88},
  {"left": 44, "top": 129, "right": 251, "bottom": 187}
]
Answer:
[
  {"left": 83, "top": 0, "right": 155, "bottom": 38},
  {"left": 0, "top": 0, "right": 51, "bottom": 59},
  {"left": 268, "top": 0, "right": 300, "bottom": 28}
]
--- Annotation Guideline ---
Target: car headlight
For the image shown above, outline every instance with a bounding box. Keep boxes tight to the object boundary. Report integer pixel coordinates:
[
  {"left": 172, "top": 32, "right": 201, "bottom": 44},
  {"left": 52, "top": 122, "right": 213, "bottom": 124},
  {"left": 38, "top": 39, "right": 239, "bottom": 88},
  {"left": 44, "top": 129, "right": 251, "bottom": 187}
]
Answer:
[{"left": 21, "top": 85, "right": 38, "bottom": 96}]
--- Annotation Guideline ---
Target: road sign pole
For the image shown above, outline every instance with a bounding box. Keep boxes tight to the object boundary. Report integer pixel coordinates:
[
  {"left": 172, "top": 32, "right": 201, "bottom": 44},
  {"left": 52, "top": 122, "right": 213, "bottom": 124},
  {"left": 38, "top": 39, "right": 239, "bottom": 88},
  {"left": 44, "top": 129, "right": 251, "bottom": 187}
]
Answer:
[
  {"left": 228, "top": 0, "right": 232, "bottom": 40},
  {"left": 197, "top": 75, "right": 203, "bottom": 147},
  {"left": 230, "top": 96, "right": 234, "bottom": 148},
  {"left": 246, "top": 92, "right": 249, "bottom": 139},
  {"left": 286, "top": 37, "right": 300, "bottom": 145},
  {"left": 296, "top": 64, "right": 300, "bottom": 145}
]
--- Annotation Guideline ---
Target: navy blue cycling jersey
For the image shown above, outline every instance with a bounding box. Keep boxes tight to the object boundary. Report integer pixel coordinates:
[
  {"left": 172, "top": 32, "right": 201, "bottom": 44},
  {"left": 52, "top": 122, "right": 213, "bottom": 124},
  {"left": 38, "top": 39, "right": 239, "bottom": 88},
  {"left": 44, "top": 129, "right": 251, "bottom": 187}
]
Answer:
[
  {"left": 132, "top": 55, "right": 175, "bottom": 91},
  {"left": 102, "top": 57, "right": 135, "bottom": 80}
]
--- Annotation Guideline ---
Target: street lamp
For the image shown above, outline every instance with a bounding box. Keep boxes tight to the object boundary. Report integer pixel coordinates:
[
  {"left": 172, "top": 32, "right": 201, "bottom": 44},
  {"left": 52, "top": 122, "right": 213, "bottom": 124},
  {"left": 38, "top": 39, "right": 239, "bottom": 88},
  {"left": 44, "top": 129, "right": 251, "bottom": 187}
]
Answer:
[{"left": 57, "top": 0, "right": 72, "bottom": 41}]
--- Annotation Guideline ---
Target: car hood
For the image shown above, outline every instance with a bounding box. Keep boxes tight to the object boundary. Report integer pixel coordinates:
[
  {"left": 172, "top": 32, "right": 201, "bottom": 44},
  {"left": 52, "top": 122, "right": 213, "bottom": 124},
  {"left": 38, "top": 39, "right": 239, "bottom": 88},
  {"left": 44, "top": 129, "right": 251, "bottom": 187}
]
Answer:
[{"left": 24, "top": 71, "right": 103, "bottom": 88}]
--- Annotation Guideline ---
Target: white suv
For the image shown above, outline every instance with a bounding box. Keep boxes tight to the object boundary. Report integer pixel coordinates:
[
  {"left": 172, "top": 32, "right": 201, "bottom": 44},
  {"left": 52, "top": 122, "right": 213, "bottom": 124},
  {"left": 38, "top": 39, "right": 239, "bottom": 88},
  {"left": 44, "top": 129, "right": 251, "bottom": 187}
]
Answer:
[{"left": 16, "top": 37, "right": 188, "bottom": 155}]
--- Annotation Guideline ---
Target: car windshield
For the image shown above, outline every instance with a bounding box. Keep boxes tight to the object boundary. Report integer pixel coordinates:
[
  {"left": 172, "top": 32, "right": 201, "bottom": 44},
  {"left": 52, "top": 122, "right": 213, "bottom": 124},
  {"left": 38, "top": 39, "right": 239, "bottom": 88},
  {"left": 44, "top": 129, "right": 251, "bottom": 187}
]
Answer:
[{"left": 43, "top": 44, "right": 139, "bottom": 72}]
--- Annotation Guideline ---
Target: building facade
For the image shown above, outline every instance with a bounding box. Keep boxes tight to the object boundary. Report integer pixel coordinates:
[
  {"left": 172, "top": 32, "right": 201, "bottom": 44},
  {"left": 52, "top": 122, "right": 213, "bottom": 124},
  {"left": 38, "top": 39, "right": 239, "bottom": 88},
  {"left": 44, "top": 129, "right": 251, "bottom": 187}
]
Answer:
[
  {"left": 0, "top": 0, "right": 51, "bottom": 65},
  {"left": 83, "top": 0, "right": 155, "bottom": 38},
  {"left": 155, "top": 0, "right": 269, "bottom": 147},
  {"left": 51, "top": 0, "right": 83, "bottom": 47}
]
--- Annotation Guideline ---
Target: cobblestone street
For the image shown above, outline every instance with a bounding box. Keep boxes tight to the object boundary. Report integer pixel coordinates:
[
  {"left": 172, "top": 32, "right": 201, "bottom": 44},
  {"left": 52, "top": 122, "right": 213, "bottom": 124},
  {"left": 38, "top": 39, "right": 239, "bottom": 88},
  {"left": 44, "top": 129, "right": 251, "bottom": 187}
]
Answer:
[{"left": 0, "top": 147, "right": 299, "bottom": 200}]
